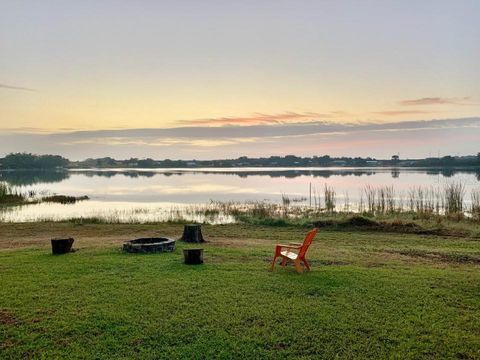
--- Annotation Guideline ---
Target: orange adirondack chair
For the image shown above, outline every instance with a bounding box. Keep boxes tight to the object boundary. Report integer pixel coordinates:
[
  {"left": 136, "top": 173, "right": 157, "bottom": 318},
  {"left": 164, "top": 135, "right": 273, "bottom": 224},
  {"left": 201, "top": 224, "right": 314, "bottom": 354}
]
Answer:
[{"left": 270, "top": 228, "right": 318, "bottom": 274}]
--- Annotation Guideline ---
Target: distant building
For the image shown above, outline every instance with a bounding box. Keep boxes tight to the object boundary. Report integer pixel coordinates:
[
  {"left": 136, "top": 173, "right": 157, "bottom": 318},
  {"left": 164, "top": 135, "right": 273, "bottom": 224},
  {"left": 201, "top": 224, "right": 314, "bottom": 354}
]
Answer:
[{"left": 391, "top": 155, "right": 400, "bottom": 163}]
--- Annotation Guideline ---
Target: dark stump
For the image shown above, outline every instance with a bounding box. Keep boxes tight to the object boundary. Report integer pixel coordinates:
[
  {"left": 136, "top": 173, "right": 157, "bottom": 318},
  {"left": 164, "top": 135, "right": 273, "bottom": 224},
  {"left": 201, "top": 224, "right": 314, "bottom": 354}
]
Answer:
[
  {"left": 183, "top": 248, "right": 204, "bottom": 265},
  {"left": 181, "top": 224, "right": 204, "bottom": 243},
  {"left": 51, "top": 238, "right": 74, "bottom": 255}
]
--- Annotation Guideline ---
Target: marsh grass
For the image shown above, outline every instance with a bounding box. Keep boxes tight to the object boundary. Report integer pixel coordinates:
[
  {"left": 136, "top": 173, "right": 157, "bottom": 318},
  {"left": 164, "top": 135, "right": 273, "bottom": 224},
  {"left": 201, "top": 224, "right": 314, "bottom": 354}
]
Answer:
[
  {"left": 1, "top": 182, "right": 91, "bottom": 207},
  {"left": 225, "top": 181, "right": 479, "bottom": 226},
  {"left": 342, "top": 191, "right": 350, "bottom": 212},
  {"left": 324, "top": 184, "right": 336, "bottom": 214},
  {"left": 0, "top": 182, "right": 29, "bottom": 205},
  {"left": 1, "top": 181, "right": 479, "bottom": 225},
  {"left": 42, "top": 195, "right": 89, "bottom": 204},
  {"left": 471, "top": 189, "right": 480, "bottom": 220},
  {"left": 444, "top": 182, "right": 465, "bottom": 216},
  {"left": 364, "top": 185, "right": 376, "bottom": 214}
]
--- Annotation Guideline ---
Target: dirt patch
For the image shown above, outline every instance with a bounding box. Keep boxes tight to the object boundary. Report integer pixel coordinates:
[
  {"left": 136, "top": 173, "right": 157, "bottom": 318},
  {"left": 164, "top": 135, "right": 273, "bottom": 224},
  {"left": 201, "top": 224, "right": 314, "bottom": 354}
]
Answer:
[
  {"left": 384, "top": 249, "right": 480, "bottom": 264},
  {"left": 0, "top": 310, "right": 19, "bottom": 325},
  {"left": 0, "top": 223, "right": 184, "bottom": 250},
  {"left": 1, "top": 338, "right": 16, "bottom": 350},
  {"left": 310, "top": 259, "right": 350, "bottom": 266}
]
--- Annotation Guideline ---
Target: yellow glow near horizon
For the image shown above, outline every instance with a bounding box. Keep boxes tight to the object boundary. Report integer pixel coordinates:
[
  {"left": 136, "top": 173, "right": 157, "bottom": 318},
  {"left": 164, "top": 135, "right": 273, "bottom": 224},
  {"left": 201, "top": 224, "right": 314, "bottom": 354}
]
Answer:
[
  {"left": 1, "top": 1, "right": 479, "bottom": 133},
  {"left": 2, "top": 84, "right": 479, "bottom": 132}
]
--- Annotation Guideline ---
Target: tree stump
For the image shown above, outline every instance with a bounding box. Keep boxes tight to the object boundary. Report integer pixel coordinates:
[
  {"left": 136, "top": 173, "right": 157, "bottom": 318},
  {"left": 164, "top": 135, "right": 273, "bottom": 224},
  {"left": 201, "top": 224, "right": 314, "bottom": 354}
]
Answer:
[
  {"left": 181, "top": 224, "right": 204, "bottom": 243},
  {"left": 51, "top": 238, "right": 74, "bottom": 255},
  {"left": 183, "top": 248, "right": 204, "bottom": 265}
]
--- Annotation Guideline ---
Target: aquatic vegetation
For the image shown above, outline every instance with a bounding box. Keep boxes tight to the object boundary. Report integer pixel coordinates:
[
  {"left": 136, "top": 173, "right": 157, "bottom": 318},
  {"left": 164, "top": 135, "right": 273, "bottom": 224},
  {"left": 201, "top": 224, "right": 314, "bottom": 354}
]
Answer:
[
  {"left": 1, "top": 181, "right": 479, "bottom": 225},
  {"left": 1, "top": 181, "right": 90, "bottom": 206},
  {"left": 444, "top": 182, "right": 466, "bottom": 216},
  {"left": 0, "top": 182, "right": 30, "bottom": 205},
  {"left": 471, "top": 189, "right": 480, "bottom": 220},
  {"left": 41, "top": 195, "right": 89, "bottom": 204}
]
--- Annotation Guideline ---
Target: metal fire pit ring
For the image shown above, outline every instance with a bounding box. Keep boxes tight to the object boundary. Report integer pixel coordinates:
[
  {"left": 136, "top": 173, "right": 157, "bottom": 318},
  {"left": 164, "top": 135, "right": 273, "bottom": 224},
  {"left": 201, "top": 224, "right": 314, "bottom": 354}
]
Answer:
[{"left": 123, "top": 237, "right": 176, "bottom": 253}]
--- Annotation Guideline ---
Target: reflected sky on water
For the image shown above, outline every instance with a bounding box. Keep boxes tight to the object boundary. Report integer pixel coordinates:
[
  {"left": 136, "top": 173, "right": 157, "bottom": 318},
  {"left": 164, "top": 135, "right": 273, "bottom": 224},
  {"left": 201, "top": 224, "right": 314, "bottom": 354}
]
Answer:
[{"left": 1, "top": 167, "right": 479, "bottom": 222}]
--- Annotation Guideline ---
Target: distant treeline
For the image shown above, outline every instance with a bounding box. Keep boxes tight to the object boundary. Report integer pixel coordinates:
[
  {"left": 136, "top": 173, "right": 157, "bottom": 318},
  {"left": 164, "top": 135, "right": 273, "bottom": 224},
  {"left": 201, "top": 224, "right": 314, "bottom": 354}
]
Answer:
[
  {"left": 0, "top": 152, "right": 479, "bottom": 170},
  {"left": 0, "top": 153, "right": 69, "bottom": 169}
]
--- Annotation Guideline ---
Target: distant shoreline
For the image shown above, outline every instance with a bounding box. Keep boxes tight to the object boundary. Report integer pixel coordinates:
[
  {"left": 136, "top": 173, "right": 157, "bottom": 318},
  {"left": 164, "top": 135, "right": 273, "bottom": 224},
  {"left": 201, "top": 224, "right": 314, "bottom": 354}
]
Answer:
[
  {"left": 1, "top": 152, "right": 479, "bottom": 170},
  {"left": 1, "top": 165, "right": 480, "bottom": 171}
]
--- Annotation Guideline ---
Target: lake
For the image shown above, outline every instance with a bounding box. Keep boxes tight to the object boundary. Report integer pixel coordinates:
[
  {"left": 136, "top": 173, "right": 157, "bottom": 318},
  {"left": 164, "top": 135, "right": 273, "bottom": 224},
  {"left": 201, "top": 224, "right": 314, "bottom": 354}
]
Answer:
[{"left": 1, "top": 167, "right": 479, "bottom": 223}]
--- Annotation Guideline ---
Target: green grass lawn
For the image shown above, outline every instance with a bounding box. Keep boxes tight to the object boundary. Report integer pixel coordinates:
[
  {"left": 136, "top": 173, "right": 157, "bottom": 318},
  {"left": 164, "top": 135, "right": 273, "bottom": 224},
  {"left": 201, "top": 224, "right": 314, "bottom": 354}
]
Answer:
[{"left": 0, "top": 223, "right": 479, "bottom": 359}]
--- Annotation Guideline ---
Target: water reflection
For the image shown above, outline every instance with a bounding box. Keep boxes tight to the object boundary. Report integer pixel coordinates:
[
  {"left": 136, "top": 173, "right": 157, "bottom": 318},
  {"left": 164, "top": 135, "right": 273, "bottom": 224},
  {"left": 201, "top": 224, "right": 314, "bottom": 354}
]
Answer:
[
  {"left": 1, "top": 167, "right": 479, "bottom": 223},
  {"left": 75, "top": 168, "right": 479, "bottom": 179},
  {"left": 1, "top": 167, "right": 479, "bottom": 185},
  {"left": 80, "top": 171, "right": 157, "bottom": 179},
  {"left": 0, "top": 170, "right": 69, "bottom": 185}
]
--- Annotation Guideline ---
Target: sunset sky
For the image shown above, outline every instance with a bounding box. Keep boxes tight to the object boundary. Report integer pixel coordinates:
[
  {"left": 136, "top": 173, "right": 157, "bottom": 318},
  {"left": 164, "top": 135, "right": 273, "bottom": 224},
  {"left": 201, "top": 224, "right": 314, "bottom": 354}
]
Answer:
[{"left": 1, "top": 0, "right": 479, "bottom": 159}]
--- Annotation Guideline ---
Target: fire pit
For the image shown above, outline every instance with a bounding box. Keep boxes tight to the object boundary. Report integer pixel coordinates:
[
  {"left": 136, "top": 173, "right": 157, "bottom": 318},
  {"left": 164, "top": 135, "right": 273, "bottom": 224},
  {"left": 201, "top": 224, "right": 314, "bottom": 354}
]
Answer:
[{"left": 123, "top": 237, "right": 176, "bottom": 253}]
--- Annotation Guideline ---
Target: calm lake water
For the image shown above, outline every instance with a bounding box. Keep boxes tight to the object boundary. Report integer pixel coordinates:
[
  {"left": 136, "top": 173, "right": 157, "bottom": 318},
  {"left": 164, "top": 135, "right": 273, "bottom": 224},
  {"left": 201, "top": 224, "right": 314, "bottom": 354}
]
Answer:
[{"left": 1, "top": 168, "right": 479, "bottom": 223}]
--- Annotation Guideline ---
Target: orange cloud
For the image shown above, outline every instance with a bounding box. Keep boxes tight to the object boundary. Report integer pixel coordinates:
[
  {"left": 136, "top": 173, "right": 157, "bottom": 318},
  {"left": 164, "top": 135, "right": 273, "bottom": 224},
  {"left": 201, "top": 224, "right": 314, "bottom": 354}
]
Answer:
[{"left": 177, "top": 112, "right": 343, "bottom": 127}]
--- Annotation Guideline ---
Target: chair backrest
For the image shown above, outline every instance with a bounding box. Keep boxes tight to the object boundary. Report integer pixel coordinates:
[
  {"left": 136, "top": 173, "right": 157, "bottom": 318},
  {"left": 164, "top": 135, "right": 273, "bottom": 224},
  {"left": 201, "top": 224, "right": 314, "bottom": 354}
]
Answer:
[{"left": 298, "top": 228, "right": 318, "bottom": 258}]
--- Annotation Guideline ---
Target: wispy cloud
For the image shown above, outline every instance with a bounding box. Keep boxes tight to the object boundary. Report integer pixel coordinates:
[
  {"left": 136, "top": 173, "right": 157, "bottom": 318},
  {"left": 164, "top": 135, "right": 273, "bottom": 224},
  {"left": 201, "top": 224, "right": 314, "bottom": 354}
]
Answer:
[
  {"left": 177, "top": 112, "right": 343, "bottom": 126},
  {"left": 0, "top": 127, "right": 77, "bottom": 134},
  {"left": 3, "top": 117, "right": 479, "bottom": 141},
  {"left": 373, "top": 110, "right": 432, "bottom": 116},
  {"left": 63, "top": 136, "right": 261, "bottom": 148},
  {"left": 398, "top": 97, "right": 474, "bottom": 106},
  {"left": 0, "top": 83, "right": 36, "bottom": 92},
  {"left": 1, "top": 117, "right": 478, "bottom": 159}
]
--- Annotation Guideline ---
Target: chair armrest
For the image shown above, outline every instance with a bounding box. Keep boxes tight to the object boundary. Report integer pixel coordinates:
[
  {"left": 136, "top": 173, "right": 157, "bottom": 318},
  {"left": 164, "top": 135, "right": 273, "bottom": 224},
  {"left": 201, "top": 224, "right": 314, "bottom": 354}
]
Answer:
[
  {"left": 289, "top": 242, "right": 303, "bottom": 246},
  {"left": 276, "top": 244, "right": 301, "bottom": 250}
]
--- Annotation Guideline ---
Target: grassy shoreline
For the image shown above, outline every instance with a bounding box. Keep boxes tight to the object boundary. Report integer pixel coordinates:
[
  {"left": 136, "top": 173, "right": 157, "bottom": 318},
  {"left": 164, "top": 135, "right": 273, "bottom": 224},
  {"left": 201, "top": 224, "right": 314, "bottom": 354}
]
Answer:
[
  {"left": 1, "top": 222, "right": 479, "bottom": 358},
  {"left": 2, "top": 212, "right": 478, "bottom": 239}
]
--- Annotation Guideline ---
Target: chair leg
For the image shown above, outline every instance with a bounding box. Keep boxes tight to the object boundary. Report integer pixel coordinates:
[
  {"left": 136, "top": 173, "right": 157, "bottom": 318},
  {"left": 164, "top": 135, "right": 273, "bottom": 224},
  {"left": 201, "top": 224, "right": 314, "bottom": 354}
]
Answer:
[
  {"left": 271, "top": 255, "right": 278, "bottom": 271},
  {"left": 293, "top": 260, "right": 304, "bottom": 274},
  {"left": 303, "top": 258, "right": 311, "bottom": 271},
  {"left": 280, "top": 257, "right": 288, "bottom": 266}
]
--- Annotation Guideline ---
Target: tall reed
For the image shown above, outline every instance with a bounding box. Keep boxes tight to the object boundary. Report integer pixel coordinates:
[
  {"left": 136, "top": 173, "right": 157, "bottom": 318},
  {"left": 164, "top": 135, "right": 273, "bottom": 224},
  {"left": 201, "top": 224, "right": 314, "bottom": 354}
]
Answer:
[
  {"left": 363, "top": 185, "right": 376, "bottom": 214},
  {"left": 375, "top": 186, "right": 395, "bottom": 214},
  {"left": 343, "top": 191, "right": 350, "bottom": 212},
  {"left": 281, "top": 193, "right": 291, "bottom": 217},
  {"left": 471, "top": 189, "right": 480, "bottom": 220},
  {"left": 0, "top": 182, "right": 25, "bottom": 204},
  {"left": 444, "top": 182, "right": 465, "bottom": 215},
  {"left": 0, "top": 182, "right": 9, "bottom": 198},
  {"left": 324, "top": 184, "right": 336, "bottom": 213}
]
